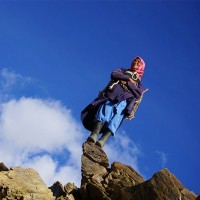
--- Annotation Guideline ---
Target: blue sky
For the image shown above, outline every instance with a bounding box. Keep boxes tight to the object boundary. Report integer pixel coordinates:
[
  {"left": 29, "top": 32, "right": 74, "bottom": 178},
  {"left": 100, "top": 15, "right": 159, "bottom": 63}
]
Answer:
[{"left": 0, "top": 0, "right": 199, "bottom": 195}]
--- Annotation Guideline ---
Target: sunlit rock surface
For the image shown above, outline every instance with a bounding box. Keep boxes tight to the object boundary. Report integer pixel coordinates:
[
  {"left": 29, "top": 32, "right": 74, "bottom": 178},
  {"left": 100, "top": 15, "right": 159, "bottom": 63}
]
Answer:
[{"left": 0, "top": 143, "right": 198, "bottom": 200}]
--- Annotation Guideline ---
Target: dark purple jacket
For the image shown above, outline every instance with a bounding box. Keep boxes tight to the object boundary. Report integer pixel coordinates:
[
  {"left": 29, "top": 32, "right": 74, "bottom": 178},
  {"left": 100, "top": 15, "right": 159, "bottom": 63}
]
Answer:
[{"left": 81, "top": 68, "right": 144, "bottom": 131}]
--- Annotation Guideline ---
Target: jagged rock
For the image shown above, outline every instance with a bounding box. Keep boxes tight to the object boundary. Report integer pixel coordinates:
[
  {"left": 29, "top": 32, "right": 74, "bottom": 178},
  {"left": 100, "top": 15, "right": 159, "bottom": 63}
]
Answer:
[
  {"left": 64, "top": 182, "right": 80, "bottom": 199},
  {"left": 0, "top": 162, "right": 9, "bottom": 172},
  {"left": 0, "top": 142, "right": 199, "bottom": 200},
  {"left": 80, "top": 142, "right": 199, "bottom": 200},
  {"left": 130, "top": 168, "right": 197, "bottom": 200},
  {"left": 81, "top": 142, "right": 109, "bottom": 200},
  {"left": 103, "top": 162, "right": 145, "bottom": 200},
  {"left": 181, "top": 188, "right": 198, "bottom": 200},
  {"left": 0, "top": 165, "right": 54, "bottom": 200},
  {"left": 49, "top": 181, "right": 80, "bottom": 200},
  {"left": 49, "top": 181, "right": 65, "bottom": 198},
  {"left": 56, "top": 194, "right": 75, "bottom": 200},
  {"left": 81, "top": 142, "right": 109, "bottom": 185},
  {"left": 108, "top": 162, "right": 144, "bottom": 185},
  {"left": 80, "top": 142, "right": 145, "bottom": 200},
  {"left": 63, "top": 183, "right": 77, "bottom": 194},
  {"left": 82, "top": 142, "right": 109, "bottom": 167}
]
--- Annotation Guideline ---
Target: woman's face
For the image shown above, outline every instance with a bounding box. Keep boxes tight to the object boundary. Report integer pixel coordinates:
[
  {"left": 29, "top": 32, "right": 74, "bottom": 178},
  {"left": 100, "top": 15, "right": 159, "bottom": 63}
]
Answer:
[{"left": 132, "top": 58, "right": 141, "bottom": 69}]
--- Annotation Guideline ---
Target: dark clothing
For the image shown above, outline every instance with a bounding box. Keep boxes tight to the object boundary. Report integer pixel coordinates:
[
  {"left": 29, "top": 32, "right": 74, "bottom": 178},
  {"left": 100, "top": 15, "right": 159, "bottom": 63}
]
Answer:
[{"left": 81, "top": 68, "right": 145, "bottom": 132}]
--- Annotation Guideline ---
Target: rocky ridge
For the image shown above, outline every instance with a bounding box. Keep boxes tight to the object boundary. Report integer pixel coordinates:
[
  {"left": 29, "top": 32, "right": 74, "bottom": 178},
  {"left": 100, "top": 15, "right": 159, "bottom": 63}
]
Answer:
[{"left": 0, "top": 142, "right": 199, "bottom": 200}]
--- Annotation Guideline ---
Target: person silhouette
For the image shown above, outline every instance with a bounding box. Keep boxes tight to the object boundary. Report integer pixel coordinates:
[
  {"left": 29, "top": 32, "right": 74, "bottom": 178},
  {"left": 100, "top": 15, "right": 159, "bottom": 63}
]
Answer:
[{"left": 81, "top": 56, "right": 147, "bottom": 148}]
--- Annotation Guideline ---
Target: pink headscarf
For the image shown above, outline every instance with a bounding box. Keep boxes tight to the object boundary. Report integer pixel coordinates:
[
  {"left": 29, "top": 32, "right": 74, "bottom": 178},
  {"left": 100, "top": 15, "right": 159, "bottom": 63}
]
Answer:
[{"left": 130, "top": 56, "right": 145, "bottom": 79}]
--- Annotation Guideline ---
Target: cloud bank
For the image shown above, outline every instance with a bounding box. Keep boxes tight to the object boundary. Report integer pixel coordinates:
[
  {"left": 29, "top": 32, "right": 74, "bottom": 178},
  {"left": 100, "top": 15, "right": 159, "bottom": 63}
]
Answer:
[{"left": 0, "top": 97, "right": 84, "bottom": 186}]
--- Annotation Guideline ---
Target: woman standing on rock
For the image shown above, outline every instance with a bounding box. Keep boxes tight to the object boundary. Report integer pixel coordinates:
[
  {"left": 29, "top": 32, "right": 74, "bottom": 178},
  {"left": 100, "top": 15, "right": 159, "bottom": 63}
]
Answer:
[{"left": 81, "top": 56, "right": 147, "bottom": 148}]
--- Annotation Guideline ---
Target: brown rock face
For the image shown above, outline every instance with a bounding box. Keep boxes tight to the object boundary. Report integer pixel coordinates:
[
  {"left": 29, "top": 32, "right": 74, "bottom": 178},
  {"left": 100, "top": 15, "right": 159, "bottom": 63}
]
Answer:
[
  {"left": 80, "top": 142, "right": 145, "bottom": 200},
  {"left": 80, "top": 142, "right": 198, "bottom": 200},
  {"left": 0, "top": 165, "right": 80, "bottom": 200},
  {"left": 0, "top": 166, "right": 54, "bottom": 200},
  {"left": 130, "top": 168, "right": 197, "bottom": 200},
  {"left": 0, "top": 162, "right": 9, "bottom": 172},
  {"left": 49, "top": 181, "right": 80, "bottom": 200}
]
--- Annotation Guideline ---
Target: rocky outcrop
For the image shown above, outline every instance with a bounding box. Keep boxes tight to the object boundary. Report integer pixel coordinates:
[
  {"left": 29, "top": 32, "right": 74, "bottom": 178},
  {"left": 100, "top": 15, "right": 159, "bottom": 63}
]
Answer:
[
  {"left": 129, "top": 168, "right": 197, "bottom": 200},
  {"left": 0, "top": 142, "right": 199, "bottom": 200},
  {"left": 0, "top": 165, "right": 54, "bottom": 200},
  {"left": 80, "top": 142, "right": 198, "bottom": 200},
  {"left": 80, "top": 142, "right": 144, "bottom": 200},
  {"left": 0, "top": 163, "right": 9, "bottom": 172},
  {"left": 49, "top": 181, "right": 80, "bottom": 200}
]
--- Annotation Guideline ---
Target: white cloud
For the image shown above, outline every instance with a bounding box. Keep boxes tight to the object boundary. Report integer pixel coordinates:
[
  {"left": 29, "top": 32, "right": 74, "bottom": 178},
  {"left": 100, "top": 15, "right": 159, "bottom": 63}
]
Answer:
[
  {"left": 0, "top": 68, "right": 33, "bottom": 92},
  {"left": 0, "top": 97, "right": 84, "bottom": 187},
  {"left": 156, "top": 151, "right": 167, "bottom": 168},
  {"left": 105, "top": 131, "right": 141, "bottom": 172},
  {"left": 0, "top": 98, "right": 80, "bottom": 152},
  {"left": 0, "top": 68, "right": 47, "bottom": 101},
  {"left": 24, "top": 155, "right": 58, "bottom": 184},
  {"left": 0, "top": 68, "right": 142, "bottom": 188}
]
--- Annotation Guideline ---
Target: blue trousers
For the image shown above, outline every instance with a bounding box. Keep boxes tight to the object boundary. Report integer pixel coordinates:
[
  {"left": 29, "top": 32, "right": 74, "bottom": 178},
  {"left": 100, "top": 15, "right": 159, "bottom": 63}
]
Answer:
[{"left": 95, "top": 100, "right": 127, "bottom": 134}]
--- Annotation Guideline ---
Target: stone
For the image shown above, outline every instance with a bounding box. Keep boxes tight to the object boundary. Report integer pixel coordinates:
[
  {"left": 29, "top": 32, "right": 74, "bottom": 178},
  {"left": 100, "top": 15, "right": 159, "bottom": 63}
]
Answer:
[
  {"left": 110, "top": 162, "right": 144, "bottom": 185},
  {"left": 64, "top": 183, "right": 77, "bottom": 194},
  {"left": 130, "top": 168, "right": 197, "bottom": 200},
  {"left": 0, "top": 162, "right": 9, "bottom": 172},
  {"left": 64, "top": 182, "right": 80, "bottom": 200},
  {"left": 49, "top": 182, "right": 80, "bottom": 200},
  {"left": 0, "top": 166, "right": 54, "bottom": 200},
  {"left": 82, "top": 142, "right": 109, "bottom": 167},
  {"left": 49, "top": 181, "right": 65, "bottom": 198},
  {"left": 181, "top": 188, "right": 197, "bottom": 200},
  {"left": 81, "top": 142, "right": 109, "bottom": 187}
]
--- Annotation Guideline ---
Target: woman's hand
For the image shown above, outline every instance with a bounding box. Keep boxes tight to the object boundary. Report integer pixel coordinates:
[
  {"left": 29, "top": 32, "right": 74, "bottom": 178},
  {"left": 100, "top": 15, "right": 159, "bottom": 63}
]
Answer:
[
  {"left": 129, "top": 78, "right": 137, "bottom": 86},
  {"left": 119, "top": 80, "right": 127, "bottom": 85}
]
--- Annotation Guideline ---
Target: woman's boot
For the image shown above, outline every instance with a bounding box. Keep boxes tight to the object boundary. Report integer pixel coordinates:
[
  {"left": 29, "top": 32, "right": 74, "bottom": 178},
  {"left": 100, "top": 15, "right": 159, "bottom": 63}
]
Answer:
[
  {"left": 87, "top": 121, "right": 104, "bottom": 143},
  {"left": 96, "top": 131, "right": 112, "bottom": 148}
]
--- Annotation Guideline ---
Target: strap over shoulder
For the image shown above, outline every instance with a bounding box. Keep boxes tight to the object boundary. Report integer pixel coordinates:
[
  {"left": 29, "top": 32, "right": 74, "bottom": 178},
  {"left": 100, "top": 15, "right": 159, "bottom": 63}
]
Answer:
[{"left": 126, "top": 88, "right": 148, "bottom": 120}]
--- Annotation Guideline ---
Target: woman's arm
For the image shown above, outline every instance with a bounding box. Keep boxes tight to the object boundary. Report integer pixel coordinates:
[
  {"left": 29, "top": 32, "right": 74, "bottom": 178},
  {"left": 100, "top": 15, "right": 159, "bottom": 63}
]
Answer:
[
  {"left": 111, "top": 68, "right": 130, "bottom": 81},
  {"left": 126, "top": 81, "right": 143, "bottom": 99}
]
